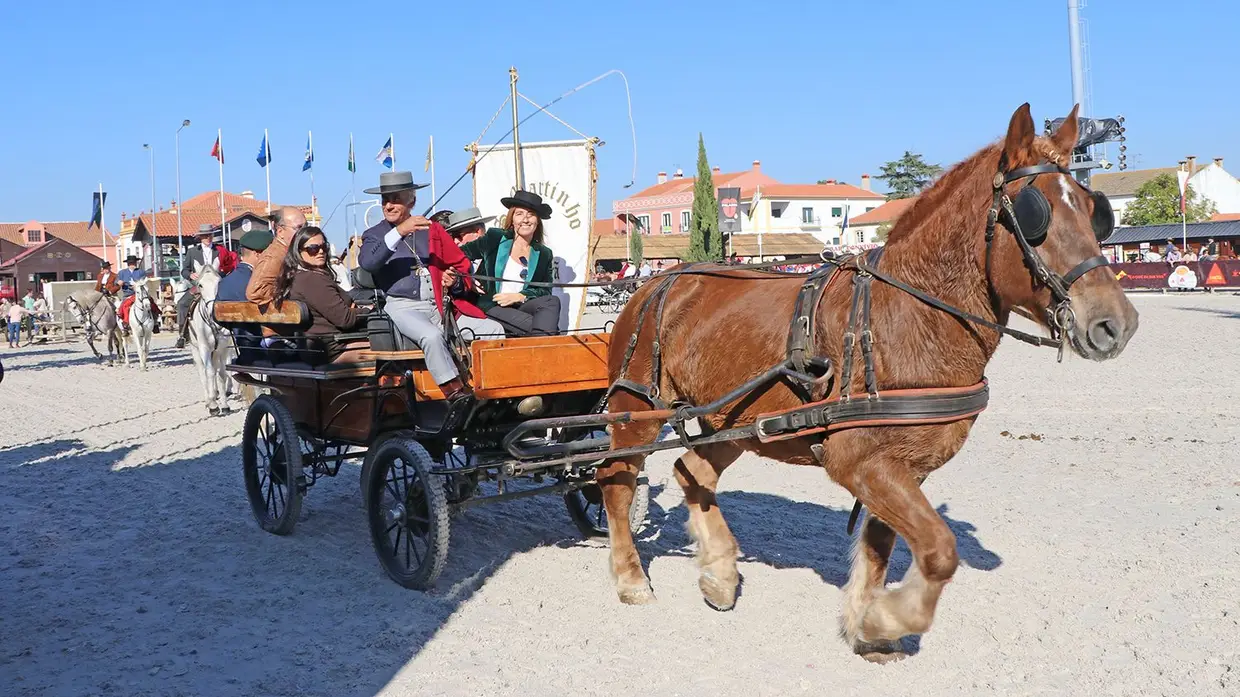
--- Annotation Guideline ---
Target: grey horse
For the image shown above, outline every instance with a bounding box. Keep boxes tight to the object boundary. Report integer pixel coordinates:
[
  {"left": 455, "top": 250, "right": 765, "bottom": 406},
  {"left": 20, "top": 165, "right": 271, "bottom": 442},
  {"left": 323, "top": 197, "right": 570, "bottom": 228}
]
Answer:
[{"left": 66, "top": 290, "right": 127, "bottom": 366}]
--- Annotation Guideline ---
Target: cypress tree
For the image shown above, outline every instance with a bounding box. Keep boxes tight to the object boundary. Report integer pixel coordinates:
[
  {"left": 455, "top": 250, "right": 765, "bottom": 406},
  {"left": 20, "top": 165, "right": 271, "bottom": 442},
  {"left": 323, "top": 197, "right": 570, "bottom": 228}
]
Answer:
[
  {"left": 628, "top": 223, "right": 644, "bottom": 266},
  {"left": 687, "top": 134, "right": 720, "bottom": 262}
]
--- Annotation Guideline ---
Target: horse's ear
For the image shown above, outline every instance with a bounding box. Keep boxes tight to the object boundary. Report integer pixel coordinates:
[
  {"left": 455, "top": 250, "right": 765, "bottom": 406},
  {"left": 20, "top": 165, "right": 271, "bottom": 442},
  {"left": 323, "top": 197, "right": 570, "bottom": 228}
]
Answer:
[
  {"left": 1048, "top": 104, "right": 1080, "bottom": 159},
  {"left": 1002, "top": 103, "right": 1036, "bottom": 163}
]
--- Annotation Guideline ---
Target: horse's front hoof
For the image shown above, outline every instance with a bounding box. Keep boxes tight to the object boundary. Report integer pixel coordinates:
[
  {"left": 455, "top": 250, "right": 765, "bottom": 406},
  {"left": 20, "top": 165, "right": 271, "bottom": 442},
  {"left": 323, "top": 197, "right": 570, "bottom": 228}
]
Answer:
[
  {"left": 208, "top": 407, "right": 221, "bottom": 417},
  {"left": 617, "top": 584, "right": 657, "bottom": 605},
  {"left": 854, "top": 639, "right": 908, "bottom": 664},
  {"left": 700, "top": 571, "right": 738, "bottom": 611}
]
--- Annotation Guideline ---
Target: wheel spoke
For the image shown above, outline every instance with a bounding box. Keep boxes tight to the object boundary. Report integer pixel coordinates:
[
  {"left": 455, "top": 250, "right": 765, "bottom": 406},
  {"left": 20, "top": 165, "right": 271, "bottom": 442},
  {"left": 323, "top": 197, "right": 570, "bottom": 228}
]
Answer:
[
  {"left": 392, "top": 527, "right": 403, "bottom": 561},
  {"left": 385, "top": 521, "right": 400, "bottom": 534},
  {"left": 404, "top": 527, "right": 412, "bottom": 568},
  {"left": 410, "top": 532, "right": 424, "bottom": 566}
]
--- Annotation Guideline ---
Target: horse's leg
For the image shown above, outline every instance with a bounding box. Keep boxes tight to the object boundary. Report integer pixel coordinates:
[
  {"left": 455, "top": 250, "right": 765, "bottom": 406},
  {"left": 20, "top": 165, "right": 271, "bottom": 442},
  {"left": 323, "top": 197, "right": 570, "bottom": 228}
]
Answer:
[
  {"left": 841, "top": 511, "right": 903, "bottom": 662},
  {"left": 598, "top": 392, "right": 663, "bottom": 604},
  {"left": 673, "top": 441, "right": 743, "bottom": 610},
  {"left": 839, "top": 458, "right": 958, "bottom": 651}
]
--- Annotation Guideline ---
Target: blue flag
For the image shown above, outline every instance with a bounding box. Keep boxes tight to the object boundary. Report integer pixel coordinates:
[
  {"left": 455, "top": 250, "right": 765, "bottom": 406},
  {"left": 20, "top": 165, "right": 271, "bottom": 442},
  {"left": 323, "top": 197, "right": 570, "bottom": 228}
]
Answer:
[
  {"left": 375, "top": 136, "right": 393, "bottom": 170},
  {"left": 302, "top": 133, "right": 314, "bottom": 172},
  {"left": 256, "top": 134, "right": 271, "bottom": 167},
  {"left": 88, "top": 191, "right": 106, "bottom": 230}
]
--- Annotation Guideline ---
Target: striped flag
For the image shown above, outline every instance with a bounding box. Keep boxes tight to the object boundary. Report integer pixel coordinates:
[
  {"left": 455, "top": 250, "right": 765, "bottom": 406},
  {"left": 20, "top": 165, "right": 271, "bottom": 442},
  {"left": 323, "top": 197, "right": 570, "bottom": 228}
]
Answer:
[
  {"left": 303, "top": 132, "right": 314, "bottom": 172},
  {"left": 1176, "top": 170, "right": 1190, "bottom": 215},
  {"left": 210, "top": 135, "right": 224, "bottom": 164},
  {"left": 375, "top": 136, "right": 393, "bottom": 169}
]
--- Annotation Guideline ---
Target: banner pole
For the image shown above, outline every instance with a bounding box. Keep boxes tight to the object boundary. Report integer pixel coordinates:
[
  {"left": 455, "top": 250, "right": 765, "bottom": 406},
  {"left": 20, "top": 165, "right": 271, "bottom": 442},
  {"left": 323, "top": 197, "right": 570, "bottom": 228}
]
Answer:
[
  {"left": 218, "top": 128, "right": 226, "bottom": 246},
  {"left": 390, "top": 132, "right": 395, "bottom": 171},
  {"left": 99, "top": 183, "right": 107, "bottom": 265},
  {"left": 430, "top": 135, "right": 436, "bottom": 204},
  {"left": 509, "top": 66, "right": 524, "bottom": 190}
]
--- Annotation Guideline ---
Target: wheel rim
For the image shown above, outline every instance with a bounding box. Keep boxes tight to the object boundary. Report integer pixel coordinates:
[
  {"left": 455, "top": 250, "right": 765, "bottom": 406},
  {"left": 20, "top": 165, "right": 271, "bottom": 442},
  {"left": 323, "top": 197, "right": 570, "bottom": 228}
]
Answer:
[
  {"left": 253, "top": 410, "right": 292, "bottom": 523},
  {"left": 379, "top": 454, "right": 433, "bottom": 575}
]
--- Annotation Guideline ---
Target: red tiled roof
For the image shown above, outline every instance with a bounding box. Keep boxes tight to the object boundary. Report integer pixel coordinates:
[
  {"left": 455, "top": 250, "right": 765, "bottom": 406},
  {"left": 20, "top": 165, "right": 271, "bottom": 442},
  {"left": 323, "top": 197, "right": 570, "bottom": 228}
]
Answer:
[
  {"left": 0, "top": 224, "right": 21, "bottom": 245},
  {"left": 129, "top": 192, "right": 311, "bottom": 239},
  {"left": 0, "top": 221, "right": 116, "bottom": 248},
  {"left": 741, "top": 183, "right": 884, "bottom": 200},
  {"left": 627, "top": 170, "right": 778, "bottom": 199},
  {"left": 849, "top": 197, "right": 918, "bottom": 225},
  {"left": 1212, "top": 212, "right": 1240, "bottom": 222}
]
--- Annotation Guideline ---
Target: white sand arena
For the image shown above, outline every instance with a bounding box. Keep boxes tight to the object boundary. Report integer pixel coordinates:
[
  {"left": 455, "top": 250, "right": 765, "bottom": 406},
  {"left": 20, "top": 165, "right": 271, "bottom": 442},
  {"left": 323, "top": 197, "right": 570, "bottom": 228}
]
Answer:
[{"left": 1, "top": 292, "right": 1237, "bottom": 696}]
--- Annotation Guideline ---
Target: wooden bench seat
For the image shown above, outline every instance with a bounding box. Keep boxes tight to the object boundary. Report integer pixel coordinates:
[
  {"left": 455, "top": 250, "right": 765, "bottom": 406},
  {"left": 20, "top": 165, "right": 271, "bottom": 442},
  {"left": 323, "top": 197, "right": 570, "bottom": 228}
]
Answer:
[{"left": 213, "top": 300, "right": 310, "bottom": 328}]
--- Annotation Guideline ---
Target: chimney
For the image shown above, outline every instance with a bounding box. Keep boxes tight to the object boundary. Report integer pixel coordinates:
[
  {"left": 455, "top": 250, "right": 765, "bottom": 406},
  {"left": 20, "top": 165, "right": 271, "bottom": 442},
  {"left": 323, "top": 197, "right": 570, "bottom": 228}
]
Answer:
[
  {"left": 712, "top": 166, "right": 721, "bottom": 174},
  {"left": 1186, "top": 155, "right": 1197, "bottom": 175},
  {"left": 656, "top": 171, "right": 667, "bottom": 184},
  {"left": 673, "top": 168, "right": 684, "bottom": 179},
  {"left": 861, "top": 174, "right": 871, "bottom": 191},
  {"left": 1214, "top": 157, "right": 1224, "bottom": 169},
  {"left": 241, "top": 190, "right": 256, "bottom": 199},
  {"left": 752, "top": 160, "right": 761, "bottom": 172},
  {"left": 1178, "top": 160, "right": 1187, "bottom": 171}
]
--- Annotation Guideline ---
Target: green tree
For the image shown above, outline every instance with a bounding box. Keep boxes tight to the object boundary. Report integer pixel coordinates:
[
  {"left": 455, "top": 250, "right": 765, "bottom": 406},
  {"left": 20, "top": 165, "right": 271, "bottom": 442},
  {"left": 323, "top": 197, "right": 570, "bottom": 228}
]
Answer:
[
  {"left": 1120, "top": 173, "right": 1217, "bottom": 226},
  {"left": 687, "top": 134, "right": 722, "bottom": 262},
  {"left": 628, "top": 222, "right": 644, "bottom": 266},
  {"left": 874, "top": 221, "right": 894, "bottom": 243},
  {"left": 876, "top": 151, "right": 943, "bottom": 201}
]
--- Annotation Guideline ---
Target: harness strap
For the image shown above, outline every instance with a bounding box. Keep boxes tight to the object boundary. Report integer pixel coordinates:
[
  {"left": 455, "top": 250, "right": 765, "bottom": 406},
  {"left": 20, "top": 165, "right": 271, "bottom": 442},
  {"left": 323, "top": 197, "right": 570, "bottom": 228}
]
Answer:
[
  {"left": 859, "top": 247, "right": 884, "bottom": 398},
  {"left": 785, "top": 265, "right": 836, "bottom": 373}
]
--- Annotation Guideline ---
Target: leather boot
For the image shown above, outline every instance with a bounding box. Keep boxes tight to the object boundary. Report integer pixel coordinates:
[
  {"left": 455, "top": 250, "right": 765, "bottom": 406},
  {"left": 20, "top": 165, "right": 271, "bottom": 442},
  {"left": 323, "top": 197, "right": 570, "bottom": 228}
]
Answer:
[{"left": 438, "top": 378, "right": 474, "bottom": 432}]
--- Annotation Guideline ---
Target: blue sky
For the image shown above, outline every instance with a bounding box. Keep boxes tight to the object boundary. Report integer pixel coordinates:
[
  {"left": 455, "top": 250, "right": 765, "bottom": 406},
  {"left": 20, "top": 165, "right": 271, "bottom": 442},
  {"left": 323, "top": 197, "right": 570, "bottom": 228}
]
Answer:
[{"left": 0, "top": 0, "right": 1234, "bottom": 248}]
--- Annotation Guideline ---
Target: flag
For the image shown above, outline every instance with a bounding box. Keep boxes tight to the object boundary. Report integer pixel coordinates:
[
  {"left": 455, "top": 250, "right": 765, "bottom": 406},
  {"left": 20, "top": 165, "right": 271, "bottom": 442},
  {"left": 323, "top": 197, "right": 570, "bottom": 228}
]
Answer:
[
  {"left": 840, "top": 205, "right": 850, "bottom": 241},
  {"left": 375, "top": 136, "right": 393, "bottom": 169},
  {"left": 1176, "top": 170, "right": 1190, "bottom": 215},
  {"left": 303, "top": 132, "right": 314, "bottom": 172},
  {"left": 347, "top": 135, "right": 355, "bottom": 173},
  {"left": 256, "top": 134, "right": 271, "bottom": 167},
  {"left": 211, "top": 135, "right": 224, "bottom": 164},
  {"left": 88, "top": 191, "right": 107, "bottom": 230},
  {"left": 425, "top": 136, "right": 433, "bottom": 172},
  {"left": 748, "top": 185, "right": 762, "bottom": 218}
]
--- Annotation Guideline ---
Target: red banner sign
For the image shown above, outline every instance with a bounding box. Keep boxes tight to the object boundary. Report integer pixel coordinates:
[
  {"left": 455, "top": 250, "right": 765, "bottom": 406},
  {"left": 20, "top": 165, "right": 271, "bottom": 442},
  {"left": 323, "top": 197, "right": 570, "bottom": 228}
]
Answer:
[{"left": 1110, "top": 260, "right": 1240, "bottom": 290}]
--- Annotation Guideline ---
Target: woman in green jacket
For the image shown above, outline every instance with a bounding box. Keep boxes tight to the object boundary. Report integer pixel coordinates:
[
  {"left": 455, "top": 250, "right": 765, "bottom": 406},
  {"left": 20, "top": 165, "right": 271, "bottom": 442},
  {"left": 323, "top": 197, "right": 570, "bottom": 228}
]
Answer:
[{"left": 458, "top": 191, "right": 561, "bottom": 337}]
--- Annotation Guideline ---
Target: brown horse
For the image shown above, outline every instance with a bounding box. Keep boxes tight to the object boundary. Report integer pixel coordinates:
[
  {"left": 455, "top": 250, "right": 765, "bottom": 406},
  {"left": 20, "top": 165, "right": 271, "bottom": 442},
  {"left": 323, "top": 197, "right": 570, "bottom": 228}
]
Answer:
[{"left": 596, "top": 104, "right": 1139, "bottom": 661}]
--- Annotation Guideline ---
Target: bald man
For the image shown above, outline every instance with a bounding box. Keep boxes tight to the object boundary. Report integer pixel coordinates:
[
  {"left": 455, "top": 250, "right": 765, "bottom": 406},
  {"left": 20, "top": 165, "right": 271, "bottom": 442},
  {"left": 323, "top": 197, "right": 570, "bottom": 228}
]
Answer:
[{"left": 246, "top": 206, "right": 307, "bottom": 305}]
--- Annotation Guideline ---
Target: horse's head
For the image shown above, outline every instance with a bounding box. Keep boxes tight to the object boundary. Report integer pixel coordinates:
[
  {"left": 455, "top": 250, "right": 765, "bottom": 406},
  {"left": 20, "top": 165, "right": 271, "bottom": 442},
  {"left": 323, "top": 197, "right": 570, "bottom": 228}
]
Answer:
[
  {"left": 196, "top": 264, "right": 222, "bottom": 301},
  {"left": 989, "top": 103, "right": 1138, "bottom": 361}
]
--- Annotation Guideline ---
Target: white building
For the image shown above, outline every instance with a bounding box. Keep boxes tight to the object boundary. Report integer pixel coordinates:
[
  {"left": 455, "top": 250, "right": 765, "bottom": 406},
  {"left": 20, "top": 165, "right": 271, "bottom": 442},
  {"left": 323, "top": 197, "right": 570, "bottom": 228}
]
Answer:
[
  {"left": 845, "top": 196, "right": 918, "bottom": 244},
  {"left": 1092, "top": 156, "right": 1239, "bottom": 223},
  {"left": 741, "top": 178, "right": 886, "bottom": 245}
]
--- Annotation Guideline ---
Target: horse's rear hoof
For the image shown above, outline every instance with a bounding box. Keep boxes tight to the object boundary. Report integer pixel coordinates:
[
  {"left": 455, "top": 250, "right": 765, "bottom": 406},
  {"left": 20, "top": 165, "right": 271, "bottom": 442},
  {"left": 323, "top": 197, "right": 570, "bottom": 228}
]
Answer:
[
  {"left": 209, "top": 407, "right": 221, "bottom": 417},
  {"left": 617, "top": 584, "right": 656, "bottom": 605},
  {"left": 855, "top": 639, "right": 908, "bottom": 664},
  {"left": 700, "top": 572, "right": 738, "bottom": 611}
]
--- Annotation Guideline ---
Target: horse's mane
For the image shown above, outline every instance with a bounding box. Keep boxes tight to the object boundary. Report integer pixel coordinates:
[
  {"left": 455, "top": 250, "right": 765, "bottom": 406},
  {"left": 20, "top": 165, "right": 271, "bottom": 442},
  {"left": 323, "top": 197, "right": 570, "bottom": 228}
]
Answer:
[{"left": 69, "top": 289, "right": 103, "bottom": 305}]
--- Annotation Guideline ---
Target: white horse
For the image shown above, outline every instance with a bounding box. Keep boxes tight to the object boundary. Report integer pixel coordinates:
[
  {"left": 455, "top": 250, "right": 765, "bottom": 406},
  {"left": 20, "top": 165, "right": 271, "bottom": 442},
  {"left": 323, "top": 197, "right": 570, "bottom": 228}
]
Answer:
[
  {"left": 126, "top": 281, "right": 156, "bottom": 371},
  {"left": 66, "top": 290, "right": 127, "bottom": 366},
  {"left": 186, "top": 265, "right": 233, "bottom": 415}
]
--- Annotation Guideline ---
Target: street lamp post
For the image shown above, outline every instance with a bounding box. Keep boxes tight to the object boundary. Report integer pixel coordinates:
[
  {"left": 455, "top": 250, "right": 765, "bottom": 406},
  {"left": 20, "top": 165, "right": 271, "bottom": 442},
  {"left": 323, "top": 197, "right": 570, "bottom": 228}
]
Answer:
[
  {"left": 175, "top": 119, "right": 190, "bottom": 276},
  {"left": 142, "top": 144, "right": 160, "bottom": 278}
]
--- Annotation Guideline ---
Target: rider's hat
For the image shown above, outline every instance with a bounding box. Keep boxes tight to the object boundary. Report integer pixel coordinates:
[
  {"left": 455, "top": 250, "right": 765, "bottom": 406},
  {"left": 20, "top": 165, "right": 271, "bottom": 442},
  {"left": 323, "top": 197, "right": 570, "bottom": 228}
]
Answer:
[
  {"left": 124, "top": 255, "right": 141, "bottom": 265},
  {"left": 196, "top": 224, "right": 216, "bottom": 237},
  {"left": 500, "top": 190, "right": 553, "bottom": 220},
  {"left": 100, "top": 260, "right": 111, "bottom": 268},
  {"left": 363, "top": 171, "right": 428, "bottom": 195},
  {"left": 239, "top": 229, "right": 274, "bottom": 252},
  {"left": 444, "top": 206, "right": 496, "bottom": 235}
]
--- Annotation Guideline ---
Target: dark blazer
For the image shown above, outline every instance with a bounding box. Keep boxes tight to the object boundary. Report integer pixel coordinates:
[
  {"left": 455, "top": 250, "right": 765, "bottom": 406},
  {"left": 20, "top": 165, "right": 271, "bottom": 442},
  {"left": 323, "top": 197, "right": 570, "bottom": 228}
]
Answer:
[
  {"left": 459, "top": 227, "right": 554, "bottom": 312},
  {"left": 287, "top": 267, "right": 361, "bottom": 336},
  {"left": 216, "top": 263, "right": 253, "bottom": 302},
  {"left": 357, "top": 220, "right": 486, "bottom": 319}
]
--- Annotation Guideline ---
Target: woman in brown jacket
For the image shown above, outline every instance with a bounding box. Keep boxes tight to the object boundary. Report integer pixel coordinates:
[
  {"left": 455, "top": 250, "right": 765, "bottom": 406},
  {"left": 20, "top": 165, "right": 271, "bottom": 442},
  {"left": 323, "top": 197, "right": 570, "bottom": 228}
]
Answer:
[{"left": 273, "top": 226, "right": 367, "bottom": 363}]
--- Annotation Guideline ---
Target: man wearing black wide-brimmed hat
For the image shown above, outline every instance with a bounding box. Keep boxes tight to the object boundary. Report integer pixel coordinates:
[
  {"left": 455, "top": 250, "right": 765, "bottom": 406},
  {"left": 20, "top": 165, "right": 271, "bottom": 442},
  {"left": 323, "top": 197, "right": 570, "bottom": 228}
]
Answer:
[{"left": 358, "top": 172, "right": 504, "bottom": 421}]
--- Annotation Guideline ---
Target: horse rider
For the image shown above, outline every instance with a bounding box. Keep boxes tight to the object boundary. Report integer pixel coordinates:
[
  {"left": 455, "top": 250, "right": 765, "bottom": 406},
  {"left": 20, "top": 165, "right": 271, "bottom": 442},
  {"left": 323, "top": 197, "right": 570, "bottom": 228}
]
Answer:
[
  {"left": 95, "top": 260, "right": 120, "bottom": 298},
  {"left": 245, "top": 207, "right": 308, "bottom": 306},
  {"left": 117, "top": 255, "right": 161, "bottom": 334},
  {"left": 176, "top": 224, "right": 236, "bottom": 348},
  {"left": 358, "top": 171, "right": 504, "bottom": 423}
]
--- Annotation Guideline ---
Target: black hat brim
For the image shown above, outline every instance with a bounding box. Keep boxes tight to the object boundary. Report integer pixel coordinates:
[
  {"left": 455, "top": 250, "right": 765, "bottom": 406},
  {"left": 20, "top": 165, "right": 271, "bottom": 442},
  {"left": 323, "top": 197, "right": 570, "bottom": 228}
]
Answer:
[{"left": 500, "top": 197, "right": 552, "bottom": 220}]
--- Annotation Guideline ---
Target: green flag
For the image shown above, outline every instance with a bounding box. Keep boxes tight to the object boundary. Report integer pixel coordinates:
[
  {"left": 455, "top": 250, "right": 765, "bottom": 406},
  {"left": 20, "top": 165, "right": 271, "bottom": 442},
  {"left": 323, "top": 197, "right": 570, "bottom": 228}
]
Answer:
[{"left": 347, "top": 135, "right": 355, "bottom": 173}]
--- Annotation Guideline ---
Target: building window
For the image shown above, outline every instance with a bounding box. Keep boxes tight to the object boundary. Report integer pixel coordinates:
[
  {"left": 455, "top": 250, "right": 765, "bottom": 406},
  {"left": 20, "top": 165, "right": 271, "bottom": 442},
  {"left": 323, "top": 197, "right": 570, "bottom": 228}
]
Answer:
[
  {"left": 801, "top": 207, "right": 814, "bottom": 224},
  {"left": 772, "top": 207, "right": 782, "bottom": 218},
  {"left": 26, "top": 229, "right": 42, "bottom": 243},
  {"left": 681, "top": 211, "right": 691, "bottom": 232},
  {"left": 636, "top": 215, "right": 650, "bottom": 234},
  {"left": 661, "top": 212, "right": 672, "bottom": 233},
  {"left": 831, "top": 207, "right": 843, "bottom": 218},
  {"left": 865, "top": 207, "right": 875, "bottom": 213},
  {"left": 832, "top": 237, "right": 840, "bottom": 245}
]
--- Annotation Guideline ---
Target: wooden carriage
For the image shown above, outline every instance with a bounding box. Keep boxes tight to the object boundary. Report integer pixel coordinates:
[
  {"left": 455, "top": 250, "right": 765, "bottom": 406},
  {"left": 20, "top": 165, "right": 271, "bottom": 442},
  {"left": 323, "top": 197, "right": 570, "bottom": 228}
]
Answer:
[{"left": 214, "top": 300, "right": 645, "bottom": 590}]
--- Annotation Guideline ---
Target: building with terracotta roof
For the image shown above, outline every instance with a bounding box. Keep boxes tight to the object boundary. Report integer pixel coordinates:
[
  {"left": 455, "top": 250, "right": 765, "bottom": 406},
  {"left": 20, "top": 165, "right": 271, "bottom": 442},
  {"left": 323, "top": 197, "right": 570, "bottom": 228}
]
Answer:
[
  {"left": 608, "top": 161, "right": 885, "bottom": 258},
  {"left": 0, "top": 220, "right": 117, "bottom": 265},
  {"left": 846, "top": 196, "right": 918, "bottom": 243},
  {"left": 1092, "top": 156, "right": 1238, "bottom": 223},
  {"left": 0, "top": 236, "right": 105, "bottom": 299},
  {"left": 116, "top": 190, "right": 314, "bottom": 274}
]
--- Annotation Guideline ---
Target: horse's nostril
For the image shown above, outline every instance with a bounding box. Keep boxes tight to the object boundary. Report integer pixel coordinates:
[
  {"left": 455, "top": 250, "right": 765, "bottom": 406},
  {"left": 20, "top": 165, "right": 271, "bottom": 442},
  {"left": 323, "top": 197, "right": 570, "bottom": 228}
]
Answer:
[{"left": 1087, "top": 318, "right": 1120, "bottom": 353}]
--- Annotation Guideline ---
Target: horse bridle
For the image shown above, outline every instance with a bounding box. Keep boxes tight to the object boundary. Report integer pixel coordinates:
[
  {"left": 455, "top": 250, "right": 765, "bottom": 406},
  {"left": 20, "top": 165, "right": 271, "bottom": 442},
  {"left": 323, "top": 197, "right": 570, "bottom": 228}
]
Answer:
[{"left": 985, "top": 158, "right": 1111, "bottom": 358}]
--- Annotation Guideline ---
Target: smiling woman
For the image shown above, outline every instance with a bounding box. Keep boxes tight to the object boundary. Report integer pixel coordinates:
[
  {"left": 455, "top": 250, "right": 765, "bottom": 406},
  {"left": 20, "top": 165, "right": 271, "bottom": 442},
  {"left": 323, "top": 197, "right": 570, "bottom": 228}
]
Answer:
[
  {"left": 460, "top": 190, "right": 562, "bottom": 337},
  {"left": 274, "top": 226, "right": 366, "bottom": 362}
]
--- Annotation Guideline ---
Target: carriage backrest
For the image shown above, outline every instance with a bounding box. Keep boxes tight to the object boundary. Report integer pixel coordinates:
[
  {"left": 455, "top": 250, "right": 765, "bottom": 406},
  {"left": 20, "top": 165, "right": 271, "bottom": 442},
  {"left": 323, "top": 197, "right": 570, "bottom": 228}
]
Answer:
[{"left": 212, "top": 300, "right": 312, "bottom": 330}]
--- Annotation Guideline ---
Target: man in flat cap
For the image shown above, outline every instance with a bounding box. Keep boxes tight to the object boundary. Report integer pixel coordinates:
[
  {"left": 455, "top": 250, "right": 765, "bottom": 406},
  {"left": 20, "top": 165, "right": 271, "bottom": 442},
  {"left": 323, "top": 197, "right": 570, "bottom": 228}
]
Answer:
[{"left": 219, "top": 228, "right": 273, "bottom": 301}]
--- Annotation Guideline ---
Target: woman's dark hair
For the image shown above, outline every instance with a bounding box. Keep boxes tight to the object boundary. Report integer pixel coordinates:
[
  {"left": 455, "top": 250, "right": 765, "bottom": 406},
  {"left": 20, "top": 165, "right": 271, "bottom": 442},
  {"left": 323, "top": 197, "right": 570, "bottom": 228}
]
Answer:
[{"left": 274, "top": 226, "right": 328, "bottom": 304}]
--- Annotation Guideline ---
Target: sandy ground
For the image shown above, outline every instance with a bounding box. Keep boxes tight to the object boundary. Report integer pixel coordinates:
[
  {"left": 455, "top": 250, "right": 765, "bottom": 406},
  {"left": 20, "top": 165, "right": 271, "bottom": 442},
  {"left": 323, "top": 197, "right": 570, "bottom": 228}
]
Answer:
[{"left": 1, "top": 293, "right": 1237, "bottom": 697}]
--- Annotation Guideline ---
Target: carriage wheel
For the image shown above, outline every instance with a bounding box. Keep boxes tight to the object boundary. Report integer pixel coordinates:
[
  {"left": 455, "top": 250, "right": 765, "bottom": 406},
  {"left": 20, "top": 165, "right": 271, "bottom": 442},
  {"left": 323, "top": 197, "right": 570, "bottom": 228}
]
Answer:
[
  {"left": 365, "top": 437, "right": 450, "bottom": 590},
  {"left": 242, "top": 396, "right": 304, "bottom": 535},
  {"left": 560, "top": 427, "right": 650, "bottom": 538}
]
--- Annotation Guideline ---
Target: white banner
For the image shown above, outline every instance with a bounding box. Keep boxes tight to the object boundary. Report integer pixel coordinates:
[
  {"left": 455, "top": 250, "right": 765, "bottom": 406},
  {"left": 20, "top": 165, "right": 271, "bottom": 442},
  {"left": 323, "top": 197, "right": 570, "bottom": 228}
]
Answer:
[{"left": 473, "top": 139, "right": 595, "bottom": 331}]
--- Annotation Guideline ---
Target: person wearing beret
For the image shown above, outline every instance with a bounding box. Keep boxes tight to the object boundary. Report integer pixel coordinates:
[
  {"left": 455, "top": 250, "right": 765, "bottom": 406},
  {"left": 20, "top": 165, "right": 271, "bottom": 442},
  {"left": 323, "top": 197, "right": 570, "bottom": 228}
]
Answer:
[
  {"left": 458, "top": 190, "right": 561, "bottom": 337},
  {"left": 117, "top": 255, "right": 161, "bottom": 331},
  {"left": 218, "top": 228, "right": 273, "bottom": 302}
]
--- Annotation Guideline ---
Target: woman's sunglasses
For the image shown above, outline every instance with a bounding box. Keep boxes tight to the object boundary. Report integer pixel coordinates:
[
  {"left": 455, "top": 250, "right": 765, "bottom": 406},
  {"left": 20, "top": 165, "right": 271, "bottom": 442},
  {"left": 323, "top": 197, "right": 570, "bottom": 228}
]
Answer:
[
  {"left": 518, "top": 256, "right": 528, "bottom": 280},
  {"left": 301, "top": 243, "right": 327, "bottom": 255}
]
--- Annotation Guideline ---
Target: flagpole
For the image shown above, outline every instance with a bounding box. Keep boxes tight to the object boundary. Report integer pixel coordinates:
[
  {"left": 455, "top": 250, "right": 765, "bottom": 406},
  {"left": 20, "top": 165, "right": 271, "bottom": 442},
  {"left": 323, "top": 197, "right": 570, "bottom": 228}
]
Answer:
[
  {"left": 390, "top": 132, "right": 396, "bottom": 171},
  {"left": 99, "top": 183, "right": 107, "bottom": 265},
  {"left": 430, "top": 135, "right": 436, "bottom": 204},
  {"left": 218, "top": 128, "right": 226, "bottom": 246},
  {"left": 308, "top": 130, "right": 316, "bottom": 223},
  {"left": 350, "top": 132, "right": 357, "bottom": 247},
  {"left": 265, "top": 129, "right": 272, "bottom": 215}
]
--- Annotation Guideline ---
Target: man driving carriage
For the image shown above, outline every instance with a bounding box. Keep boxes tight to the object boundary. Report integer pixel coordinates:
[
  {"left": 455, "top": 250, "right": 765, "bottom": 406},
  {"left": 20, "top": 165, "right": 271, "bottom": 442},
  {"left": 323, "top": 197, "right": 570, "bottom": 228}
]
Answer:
[
  {"left": 357, "top": 171, "right": 504, "bottom": 415},
  {"left": 117, "top": 255, "right": 161, "bottom": 333}
]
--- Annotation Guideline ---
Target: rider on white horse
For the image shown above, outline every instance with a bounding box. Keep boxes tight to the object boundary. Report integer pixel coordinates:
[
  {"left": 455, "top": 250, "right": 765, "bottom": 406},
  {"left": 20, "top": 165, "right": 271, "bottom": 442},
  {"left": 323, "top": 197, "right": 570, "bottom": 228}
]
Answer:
[
  {"left": 176, "top": 224, "right": 236, "bottom": 348},
  {"left": 117, "top": 255, "right": 161, "bottom": 334}
]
